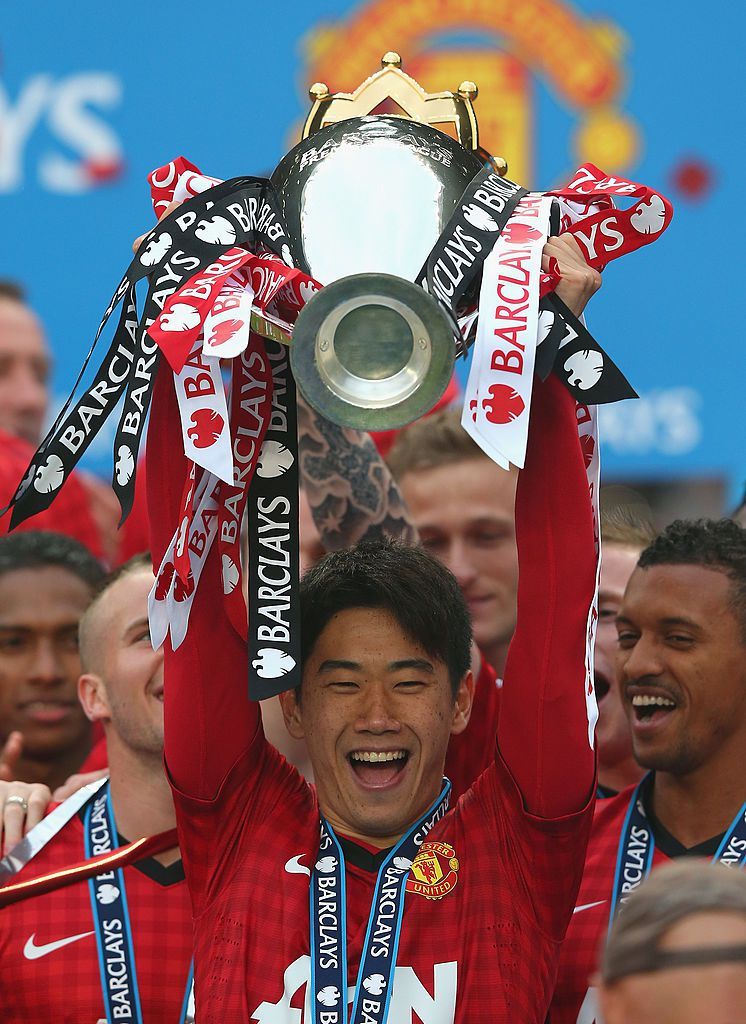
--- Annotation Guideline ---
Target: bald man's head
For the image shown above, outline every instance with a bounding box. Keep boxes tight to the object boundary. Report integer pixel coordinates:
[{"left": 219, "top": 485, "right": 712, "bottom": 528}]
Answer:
[
  {"left": 78, "top": 556, "right": 164, "bottom": 760},
  {"left": 79, "top": 555, "right": 151, "bottom": 675}
]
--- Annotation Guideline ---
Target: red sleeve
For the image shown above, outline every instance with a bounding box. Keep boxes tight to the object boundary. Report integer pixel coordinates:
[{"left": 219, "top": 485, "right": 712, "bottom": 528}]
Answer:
[
  {"left": 146, "top": 365, "right": 263, "bottom": 801},
  {"left": 115, "top": 462, "right": 149, "bottom": 563},
  {"left": 79, "top": 735, "right": 107, "bottom": 772},
  {"left": 497, "top": 374, "right": 597, "bottom": 818},
  {"left": 444, "top": 656, "right": 501, "bottom": 802}
]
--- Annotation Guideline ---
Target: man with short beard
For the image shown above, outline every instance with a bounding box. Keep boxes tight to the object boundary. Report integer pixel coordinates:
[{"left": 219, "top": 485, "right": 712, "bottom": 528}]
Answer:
[
  {"left": 0, "top": 532, "right": 103, "bottom": 794},
  {"left": 550, "top": 518, "right": 746, "bottom": 1024},
  {"left": 0, "top": 557, "right": 193, "bottom": 1023}
]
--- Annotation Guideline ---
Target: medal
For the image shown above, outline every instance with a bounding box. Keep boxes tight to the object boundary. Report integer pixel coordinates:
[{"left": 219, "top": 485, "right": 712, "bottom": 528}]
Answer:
[
  {"left": 84, "top": 784, "right": 194, "bottom": 1023},
  {"left": 610, "top": 775, "right": 746, "bottom": 930},
  {"left": 310, "top": 780, "right": 451, "bottom": 1024}
]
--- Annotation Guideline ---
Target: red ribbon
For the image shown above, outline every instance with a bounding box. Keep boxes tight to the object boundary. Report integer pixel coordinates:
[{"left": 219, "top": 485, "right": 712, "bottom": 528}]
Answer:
[{"left": 0, "top": 828, "right": 179, "bottom": 909}]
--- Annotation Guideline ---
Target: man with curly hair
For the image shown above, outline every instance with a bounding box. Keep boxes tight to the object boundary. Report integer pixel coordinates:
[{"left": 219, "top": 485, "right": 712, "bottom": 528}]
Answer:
[{"left": 551, "top": 518, "right": 746, "bottom": 1024}]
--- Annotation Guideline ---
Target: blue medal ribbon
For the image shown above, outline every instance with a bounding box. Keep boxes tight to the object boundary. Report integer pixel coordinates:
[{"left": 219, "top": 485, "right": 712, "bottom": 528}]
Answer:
[
  {"left": 84, "top": 783, "right": 194, "bottom": 1023},
  {"left": 310, "top": 779, "right": 451, "bottom": 1024},
  {"left": 610, "top": 775, "right": 746, "bottom": 931}
]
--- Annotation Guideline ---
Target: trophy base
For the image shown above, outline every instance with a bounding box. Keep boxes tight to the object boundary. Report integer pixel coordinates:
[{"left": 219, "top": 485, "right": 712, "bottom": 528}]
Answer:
[{"left": 291, "top": 273, "right": 455, "bottom": 431}]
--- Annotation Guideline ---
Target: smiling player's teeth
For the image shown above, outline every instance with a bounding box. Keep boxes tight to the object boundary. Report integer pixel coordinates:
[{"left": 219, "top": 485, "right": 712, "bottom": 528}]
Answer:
[
  {"left": 631, "top": 695, "right": 676, "bottom": 707},
  {"left": 350, "top": 751, "right": 406, "bottom": 763}
]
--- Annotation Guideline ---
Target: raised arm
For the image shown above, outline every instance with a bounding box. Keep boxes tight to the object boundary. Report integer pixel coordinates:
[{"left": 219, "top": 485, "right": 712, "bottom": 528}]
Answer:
[
  {"left": 147, "top": 366, "right": 259, "bottom": 801},
  {"left": 497, "top": 372, "right": 597, "bottom": 817},
  {"left": 297, "top": 393, "right": 418, "bottom": 548}
]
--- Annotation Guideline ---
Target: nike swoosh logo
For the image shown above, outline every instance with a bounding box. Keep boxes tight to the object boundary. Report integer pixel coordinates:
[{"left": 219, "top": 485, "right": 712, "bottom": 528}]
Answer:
[
  {"left": 23, "top": 930, "right": 95, "bottom": 960},
  {"left": 284, "top": 855, "right": 310, "bottom": 876},
  {"left": 573, "top": 900, "right": 607, "bottom": 915}
]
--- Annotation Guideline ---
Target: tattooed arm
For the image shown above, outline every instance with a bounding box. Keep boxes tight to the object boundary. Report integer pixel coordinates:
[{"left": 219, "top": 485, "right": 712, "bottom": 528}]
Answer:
[{"left": 297, "top": 393, "right": 418, "bottom": 548}]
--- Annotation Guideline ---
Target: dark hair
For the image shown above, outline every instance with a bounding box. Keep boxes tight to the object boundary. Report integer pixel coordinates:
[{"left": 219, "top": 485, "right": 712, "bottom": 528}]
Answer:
[
  {"left": 638, "top": 519, "right": 746, "bottom": 638},
  {"left": 0, "top": 280, "right": 26, "bottom": 303},
  {"left": 0, "top": 531, "right": 105, "bottom": 591},
  {"left": 300, "top": 539, "right": 472, "bottom": 695}
]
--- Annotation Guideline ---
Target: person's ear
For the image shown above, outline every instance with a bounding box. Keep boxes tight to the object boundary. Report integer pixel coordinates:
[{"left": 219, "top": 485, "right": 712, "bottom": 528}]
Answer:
[
  {"left": 279, "top": 688, "right": 305, "bottom": 740},
  {"left": 450, "top": 670, "right": 475, "bottom": 736},
  {"left": 78, "top": 673, "right": 110, "bottom": 724}
]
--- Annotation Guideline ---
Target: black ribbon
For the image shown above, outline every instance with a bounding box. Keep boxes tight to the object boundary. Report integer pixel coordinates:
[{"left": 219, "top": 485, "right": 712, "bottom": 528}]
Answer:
[
  {"left": 415, "top": 168, "right": 637, "bottom": 405},
  {"left": 8, "top": 288, "right": 139, "bottom": 527},
  {"left": 416, "top": 166, "right": 527, "bottom": 354},
  {"left": 544, "top": 293, "right": 637, "bottom": 405},
  {"left": 4, "top": 177, "right": 292, "bottom": 529},
  {"left": 246, "top": 339, "right": 301, "bottom": 699}
]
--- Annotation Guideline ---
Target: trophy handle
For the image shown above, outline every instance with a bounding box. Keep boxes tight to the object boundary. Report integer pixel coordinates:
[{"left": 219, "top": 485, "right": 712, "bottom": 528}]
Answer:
[{"left": 289, "top": 273, "right": 455, "bottom": 431}]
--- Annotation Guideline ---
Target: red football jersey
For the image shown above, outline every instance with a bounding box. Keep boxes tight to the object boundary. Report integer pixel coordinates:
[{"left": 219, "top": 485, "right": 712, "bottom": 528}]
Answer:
[
  {"left": 0, "top": 807, "right": 192, "bottom": 1023},
  {"left": 550, "top": 775, "right": 740, "bottom": 1024},
  {"left": 148, "top": 371, "right": 597, "bottom": 1024}
]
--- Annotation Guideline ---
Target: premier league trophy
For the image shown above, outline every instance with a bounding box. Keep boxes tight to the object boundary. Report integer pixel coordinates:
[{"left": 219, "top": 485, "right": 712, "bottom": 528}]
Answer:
[
  {"left": 4, "top": 52, "right": 672, "bottom": 700},
  {"left": 271, "top": 52, "right": 493, "bottom": 430}
]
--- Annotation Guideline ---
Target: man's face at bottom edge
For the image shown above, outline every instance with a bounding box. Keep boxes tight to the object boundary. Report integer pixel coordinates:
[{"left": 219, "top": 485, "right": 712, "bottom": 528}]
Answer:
[
  {"left": 280, "top": 607, "right": 472, "bottom": 845},
  {"left": 599, "top": 910, "right": 746, "bottom": 1024}
]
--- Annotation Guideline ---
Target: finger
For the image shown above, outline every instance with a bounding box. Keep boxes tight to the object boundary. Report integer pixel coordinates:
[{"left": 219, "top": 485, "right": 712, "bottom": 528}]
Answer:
[
  {"left": 24, "top": 788, "right": 51, "bottom": 835},
  {"left": 0, "top": 732, "right": 23, "bottom": 783},
  {"left": 52, "top": 776, "right": 81, "bottom": 801},
  {"left": 2, "top": 802, "right": 26, "bottom": 856},
  {"left": 542, "top": 244, "right": 601, "bottom": 285},
  {"left": 556, "top": 232, "right": 588, "bottom": 262},
  {"left": 132, "top": 199, "right": 181, "bottom": 254}
]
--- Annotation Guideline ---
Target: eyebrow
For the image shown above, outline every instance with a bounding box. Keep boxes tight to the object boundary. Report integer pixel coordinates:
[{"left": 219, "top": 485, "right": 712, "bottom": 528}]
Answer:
[
  {"left": 123, "top": 616, "right": 150, "bottom": 637},
  {"left": 317, "top": 658, "right": 435, "bottom": 674},
  {"left": 0, "top": 622, "right": 78, "bottom": 632},
  {"left": 616, "top": 614, "right": 702, "bottom": 630}
]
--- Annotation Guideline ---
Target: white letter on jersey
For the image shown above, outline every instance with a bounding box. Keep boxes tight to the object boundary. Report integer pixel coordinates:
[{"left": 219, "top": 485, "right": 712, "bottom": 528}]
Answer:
[
  {"left": 387, "top": 963, "right": 457, "bottom": 1024},
  {"left": 251, "top": 957, "right": 457, "bottom": 1023}
]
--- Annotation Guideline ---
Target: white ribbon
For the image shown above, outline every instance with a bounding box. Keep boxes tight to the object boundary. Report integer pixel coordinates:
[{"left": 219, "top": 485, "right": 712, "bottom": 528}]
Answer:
[
  {"left": 462, "top": 194, "right": 552, "bottom": 469},
  {"left": 174, "top": 347, "right": 233, "bottom": 484}
]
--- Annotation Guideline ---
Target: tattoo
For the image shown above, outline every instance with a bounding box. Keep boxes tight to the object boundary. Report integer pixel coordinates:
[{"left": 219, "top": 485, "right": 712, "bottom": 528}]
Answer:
[{"left": 297, "top": 394, "right": 418, "bottom": 550}]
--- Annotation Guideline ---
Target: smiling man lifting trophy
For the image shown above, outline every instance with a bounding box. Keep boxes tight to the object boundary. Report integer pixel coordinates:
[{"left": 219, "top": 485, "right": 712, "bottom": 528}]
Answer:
[{"left": 0, "top": 50, "right": 676, "bottom": 1024}]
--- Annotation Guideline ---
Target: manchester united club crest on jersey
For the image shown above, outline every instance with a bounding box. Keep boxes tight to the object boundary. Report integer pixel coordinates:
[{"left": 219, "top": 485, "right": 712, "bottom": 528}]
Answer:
[{"left": 406, "top": 841, "right": 459, "bottom": 900}]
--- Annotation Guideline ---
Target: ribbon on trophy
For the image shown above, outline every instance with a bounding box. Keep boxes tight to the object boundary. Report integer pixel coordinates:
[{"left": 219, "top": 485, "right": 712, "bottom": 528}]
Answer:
[
  {"left": 1, "top": 143, "right": 670, "bottom": 702},
  {"left": 459, "top": 163, "right": 672, "bottom": 468},
  {"left": 142, "top": 160, "right": 312, "bottom": 698},
  {"left": 2, "top": 156, "right": 324, "bottom": 699}
]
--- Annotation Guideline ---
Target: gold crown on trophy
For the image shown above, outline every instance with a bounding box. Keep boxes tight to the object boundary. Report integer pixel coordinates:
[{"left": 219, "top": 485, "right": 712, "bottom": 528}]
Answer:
[{"left": 303, "top": 51, "right": 508, "bottom": 176}]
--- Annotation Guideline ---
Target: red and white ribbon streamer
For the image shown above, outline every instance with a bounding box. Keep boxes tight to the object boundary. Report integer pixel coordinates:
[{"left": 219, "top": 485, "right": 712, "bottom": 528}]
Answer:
[
  {"left": 463, "top": 194, "right": 552, "bottom": 468},
  {"left": 148, "top": 466, "right": 213, "bottom": 650},
  {"left": 148, "top": 469, "right": 222, "bottom": 650},
  {"left": 218, "top": 336, "right": 275, "bottom": 639},
  {"left": 173, "top": 345, "right": 233, "bottom": 484},
  {"left": 203, "top": 269, "right": 255, "bottom": 360}
]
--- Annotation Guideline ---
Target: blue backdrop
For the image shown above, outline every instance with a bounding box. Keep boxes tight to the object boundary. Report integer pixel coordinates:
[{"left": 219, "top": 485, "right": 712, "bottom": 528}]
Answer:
[{"left": 1, "top": 2, "right": 742, "bottom": 502}]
